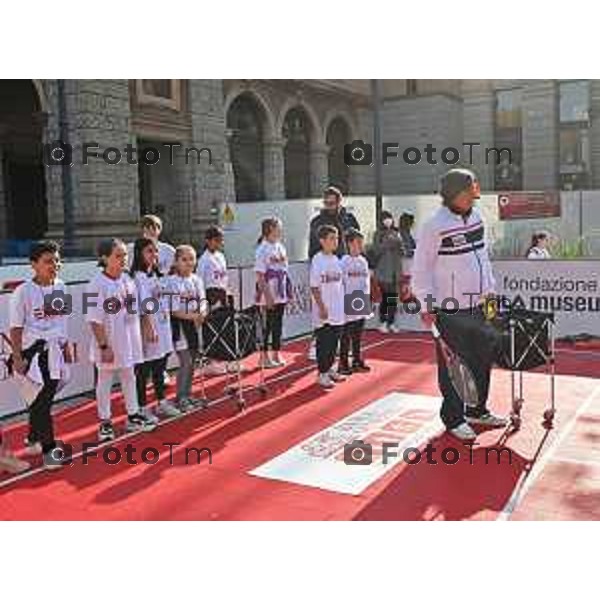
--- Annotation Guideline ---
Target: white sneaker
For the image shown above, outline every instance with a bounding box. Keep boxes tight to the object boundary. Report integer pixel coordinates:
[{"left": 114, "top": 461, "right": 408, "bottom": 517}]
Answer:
[
  {"left": 378, "top": 324, "right": 390, "bottom": 334},
  {"left": 158, "top": 400, "right": 182, "bottom": 419},
  {"left": 329, "top": 369, "right": 347, "bottom": 383},
  {"left": 23, "top": 436, "right": 43, "bottom": 457},
  {"left": 318, "top": 373, "right": 335, "bottom": 389},
  {"left": 0, "top": 453, "right": 30, "bottom": 474},
  {"left": 389, "top": 324, "right": 402, "bottom": 334},
  {"left": 140, "top": 406, "right": 159, "bottom": 424},
  {"left": 204, "top": 362, "right": 228, "bottom": 375},
  {"left": 98, "top": 420, "right": 116, "bottom": 442},
  {"left": 272, "top": 355, "right": 287, "bottom": 367},
  {"left": 259, "top": 356, "right": 279, "bottom": 369},
  {"left": 448, "top": 422, "right": 477, "bottom": 442}
]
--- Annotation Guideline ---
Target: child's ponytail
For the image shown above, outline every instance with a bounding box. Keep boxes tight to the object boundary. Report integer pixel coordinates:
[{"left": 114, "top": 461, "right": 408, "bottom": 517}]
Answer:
[{"left": 258, "top": 217, "right": 282, "bottom": 246}]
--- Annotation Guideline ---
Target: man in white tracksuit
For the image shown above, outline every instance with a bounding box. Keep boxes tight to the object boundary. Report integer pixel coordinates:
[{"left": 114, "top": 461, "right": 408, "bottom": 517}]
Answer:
[{"left": 412, "top": 168, "right": 506, "bottom": 441}]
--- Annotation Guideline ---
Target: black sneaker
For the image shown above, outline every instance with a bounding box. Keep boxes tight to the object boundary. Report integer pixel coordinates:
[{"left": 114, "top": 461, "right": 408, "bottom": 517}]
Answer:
[
  {"left": 43, "top": 446, "right": 69, "bottom": 471},
  {"left": 338, "top": 363, "right": 353, "bottom": 376},
  {"left": 188, "top": 396, "right": 209, "bottom": 409},
  {"left": 352, "top": 361, "right": 371, "bottom": 373},
  {"left": 98, "top": 420, "right": 116, "bottom": 442},
  {"left": 126, "top": 413, "right": 157, "bottom": 433},
  {"left": 466, "top": 411, "right": 507, "bottom": 428}
]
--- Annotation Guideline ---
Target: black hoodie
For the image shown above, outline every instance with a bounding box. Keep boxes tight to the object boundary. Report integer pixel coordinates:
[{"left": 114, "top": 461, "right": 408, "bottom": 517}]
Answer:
[{"left": 308, "top": 207, "right": 360, "bottom": 259}]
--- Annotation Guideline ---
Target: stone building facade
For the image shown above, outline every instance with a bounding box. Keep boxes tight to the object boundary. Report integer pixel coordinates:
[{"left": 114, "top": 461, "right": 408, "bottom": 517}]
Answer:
[{"left": 0, "top": 78, "right": 598, "bottom": 254}]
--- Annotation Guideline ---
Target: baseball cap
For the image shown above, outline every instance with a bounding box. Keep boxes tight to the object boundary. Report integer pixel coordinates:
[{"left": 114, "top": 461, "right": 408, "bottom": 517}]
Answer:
[{"left": 439, "top": 168, "right": 477, "bottom": 203}]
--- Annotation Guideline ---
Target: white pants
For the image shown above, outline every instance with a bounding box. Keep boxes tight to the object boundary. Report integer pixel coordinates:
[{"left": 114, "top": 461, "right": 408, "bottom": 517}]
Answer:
[{"left": 95, "top": 367, "right": 139, "bottom": 421}]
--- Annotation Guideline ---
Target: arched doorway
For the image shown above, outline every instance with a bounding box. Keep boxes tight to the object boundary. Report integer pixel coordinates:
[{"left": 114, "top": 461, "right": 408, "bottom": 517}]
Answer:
[
  {"left": 226, "top": 93, "right": 265, "bottom": 202},
  {"left": 282, "top": 107, "right": 312, "bottom": 199},
  {"left": 326, "top": 116, "right": 351, "bottom": 194},
  {"left": 0, "top": 80, "right": 48, "bottom": 252}
]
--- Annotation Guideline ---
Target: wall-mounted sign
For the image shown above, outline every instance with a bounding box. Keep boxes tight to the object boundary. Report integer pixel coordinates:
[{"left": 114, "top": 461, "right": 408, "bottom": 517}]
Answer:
[{"left": 498, "top": 191, "right": 561, "bottom": 220}]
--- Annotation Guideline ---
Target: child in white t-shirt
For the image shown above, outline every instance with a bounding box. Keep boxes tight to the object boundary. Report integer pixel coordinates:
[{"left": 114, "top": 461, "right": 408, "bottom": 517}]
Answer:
[
  {"left": 339, "top": 228, "right": 372, "bottom": 375},
  {"left": 127, "top": 214, "right": 176, "bottom": 390},
  {"left": 9, "top": 240, "right": 72, "bottom": 470},
  {"left": 86, "top": 239, "right": 157, "bottom": 442},
  {"left": 167, "top": 245, "right": 208, "bottom": 412},
  {"left": 310, "top": 225, "right": 347, "bottom": 390},
  {"left": 197, "top": 226, "right": 232, "bottom": 375},
  {"left": 126, "top": 214, "right": 176, "bottom": 275},
  {"left": 255, "top": 217, "right": 291, "bottom": 368},
  {"left": 131, "top": 238, "right": 180, "bottom": 422},
  {"left": 197, "top": 225, "right": 230, "bottom": 307}
]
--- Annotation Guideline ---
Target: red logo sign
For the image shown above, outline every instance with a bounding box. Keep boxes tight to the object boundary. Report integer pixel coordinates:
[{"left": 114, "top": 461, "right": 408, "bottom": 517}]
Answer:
[{"left": 498, "top": 191, "right": 561, "bottom": 220}]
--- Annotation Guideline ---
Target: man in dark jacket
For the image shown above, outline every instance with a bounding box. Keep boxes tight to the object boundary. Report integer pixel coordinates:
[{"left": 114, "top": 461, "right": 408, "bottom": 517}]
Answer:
[
  {"left": 308, "top": 186, "right": 360, "bottom": 259},
  {"left": 306, "top": 186, "right": 361, "bottom": 360}
]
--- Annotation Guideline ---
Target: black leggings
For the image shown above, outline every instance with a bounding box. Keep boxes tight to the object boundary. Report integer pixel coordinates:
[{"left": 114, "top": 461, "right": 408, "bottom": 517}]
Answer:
[
  {"left": 135, "top": 356, "right": 167, "bottom": 407},
  {"left": 261, "top": 304, "right": 285, "bottom": 351},
  {"left": 22, "top": 343, "right": 59, "bottom": 454},
  {"left": 379, "top": 283, "right": 398, "bottom": 325}
]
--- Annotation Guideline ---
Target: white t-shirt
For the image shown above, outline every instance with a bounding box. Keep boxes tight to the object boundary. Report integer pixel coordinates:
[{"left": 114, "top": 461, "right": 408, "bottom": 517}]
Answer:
[
  {"left": 340, "top": 254, "right": 373, "bottom": 322},
  {"left": 254, "top": 240, "right": 290, "bottom": 305},
  {"left": 9, "top": 279, "right": 69, "bottom": 350},
  {"left": 527, "top": 247, "right": 551, "bottom": 260},
  {"left": 166, "top": 274, "right": 207, "bottom": 351},
  {"left": 310, "top": 252, "right": 345, "bottom": 327},
  {"left": 85, "top": 271, "right": 143, "bottom": 370},
  {"left": 133, "top": 271, "right": 173, "bottom": 361},
  {"left": 127, "top": 240, "right": 176, "bottom": 275},
  {"left": 197, "top": 249, "right": 228, "bottom": 291}
]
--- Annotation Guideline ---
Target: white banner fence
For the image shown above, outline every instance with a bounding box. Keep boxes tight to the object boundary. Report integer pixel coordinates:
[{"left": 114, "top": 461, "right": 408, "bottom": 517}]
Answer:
[
  {"left": 0, "top": 262, "right": 314, "bottom": 419},
  {"left": 1, "top": 259, "right": 599, "bottom": 419}
]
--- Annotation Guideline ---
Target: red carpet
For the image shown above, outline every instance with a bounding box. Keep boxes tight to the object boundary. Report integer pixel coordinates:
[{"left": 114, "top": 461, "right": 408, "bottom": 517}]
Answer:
[{"left": 1, "top": 332, "right": 599, "bottom": 520}]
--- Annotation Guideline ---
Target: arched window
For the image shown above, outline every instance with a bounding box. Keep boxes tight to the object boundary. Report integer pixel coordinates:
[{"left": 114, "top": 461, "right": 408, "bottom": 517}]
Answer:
[
  {"left": 283, "top": 107, "right": 312, "bottom": 199},
  {"left": 226, "top": 94, "right": 265, "bottom": 202},
  {"left": 326, "top": 117, "right": 351, "bottom": 194},
  {"left": 0, "top": 80, "right": 47, "bottom": 251}
]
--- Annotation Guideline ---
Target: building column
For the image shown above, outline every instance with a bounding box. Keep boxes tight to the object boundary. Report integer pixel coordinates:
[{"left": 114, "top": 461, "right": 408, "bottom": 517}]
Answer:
[
  {"left": 462, "top": 87, "right": 495, "bottom": 190},
  {"left": 44, "top": 79, "right": 139, "bottom": 253},
  {"left": 348, "top": 106, "right": 374, "bottom": 195},
  {"left": 523, "top": 80, "right": 558, "bottom": 190},
  {"left": 0, "top": 146, "right": 6, "bottom": 242},
  {"left": 187, "top": 79, "right": 228, "bottom": 234},
  {"left": 310, "top": 142, "right": 330, "bottom": 196},
  {"left": 589, "top": 80, "right": 600, "bottom": 188},
  {"left": 263, "top": 136, "right": 285, "bottom": 200}
]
